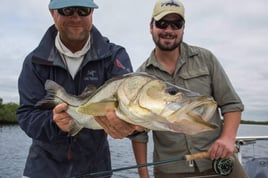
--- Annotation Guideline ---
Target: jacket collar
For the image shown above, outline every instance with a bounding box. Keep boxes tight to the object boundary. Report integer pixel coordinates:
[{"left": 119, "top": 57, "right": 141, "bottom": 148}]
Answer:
[{"left": 31, "top": 25, "right": 112, "bottom": 66}]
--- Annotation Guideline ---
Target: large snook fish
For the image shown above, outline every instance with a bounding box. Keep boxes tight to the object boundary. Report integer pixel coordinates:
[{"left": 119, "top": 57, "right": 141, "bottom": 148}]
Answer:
[{"left": 35, "top": 73, "right": 218, "bottom": 136}]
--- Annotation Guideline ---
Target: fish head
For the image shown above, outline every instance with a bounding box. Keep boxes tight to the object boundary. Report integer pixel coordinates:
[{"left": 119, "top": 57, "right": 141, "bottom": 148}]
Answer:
[
  {"left": 122, "top": 77, "right": 218, "bottom": 134},
  {"left": 136, "top": 79, "right": 217, "bottom": 120}
]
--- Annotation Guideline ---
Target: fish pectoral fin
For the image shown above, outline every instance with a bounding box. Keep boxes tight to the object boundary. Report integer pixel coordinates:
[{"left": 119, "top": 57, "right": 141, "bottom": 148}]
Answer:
[{"left": 77, "top": 101, "right": 118, "bottom": 116}]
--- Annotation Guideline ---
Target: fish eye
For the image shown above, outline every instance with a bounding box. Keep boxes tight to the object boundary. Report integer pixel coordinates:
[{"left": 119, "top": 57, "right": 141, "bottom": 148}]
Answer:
[{"left": 166, "top": 88, "right": 178, "bottom": 95}]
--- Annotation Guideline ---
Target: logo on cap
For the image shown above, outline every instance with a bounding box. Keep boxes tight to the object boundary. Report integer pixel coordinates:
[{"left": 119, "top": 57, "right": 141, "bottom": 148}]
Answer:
[{"left": 161, "top": 0, "right": 180, "bottom": 7}]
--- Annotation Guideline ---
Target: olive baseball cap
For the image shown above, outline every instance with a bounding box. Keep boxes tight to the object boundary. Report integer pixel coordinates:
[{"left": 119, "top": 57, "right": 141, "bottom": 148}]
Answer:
[
  {"left": 49, "top": 0, "right": 98, "bottom": 9},
  {"left": 152, "top": 0, "right": 185, "bottom": 21}
]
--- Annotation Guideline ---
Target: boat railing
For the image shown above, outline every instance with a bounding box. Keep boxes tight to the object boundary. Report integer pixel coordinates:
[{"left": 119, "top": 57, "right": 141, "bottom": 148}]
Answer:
[
  {"left": 235, "top": 136, "right": 268, "bottom": 178},
  {"left": 236, "top": 136, "right": 268, "bottom": 163}
]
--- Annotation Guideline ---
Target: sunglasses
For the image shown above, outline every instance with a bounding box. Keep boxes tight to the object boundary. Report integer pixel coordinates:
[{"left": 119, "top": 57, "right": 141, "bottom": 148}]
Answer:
[
  {"left": 57, "top": 7, "right": 92, "bottom": 16},
  {"left": 154, "top": 19, "right": 184, "bottom": 30}
]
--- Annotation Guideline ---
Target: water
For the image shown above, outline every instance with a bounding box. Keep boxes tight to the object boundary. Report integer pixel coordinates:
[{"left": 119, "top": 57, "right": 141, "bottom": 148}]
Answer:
[{"left": 0, "top": 125, "right": 268, "bottom": 178}]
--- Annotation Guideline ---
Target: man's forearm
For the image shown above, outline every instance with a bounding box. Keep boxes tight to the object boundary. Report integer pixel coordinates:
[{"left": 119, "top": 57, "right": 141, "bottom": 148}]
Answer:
[
  {"left": 221, "top": 111, "right": 242, "bottom": 142},
  {"left": 132, "top": 140, "right": 150, "bottom": 177}
]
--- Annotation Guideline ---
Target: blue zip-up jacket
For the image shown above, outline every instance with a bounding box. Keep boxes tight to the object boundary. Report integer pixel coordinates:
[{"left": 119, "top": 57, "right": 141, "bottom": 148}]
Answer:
[{"left": 17, "top": 25, "right": 133, "bottom": 178}]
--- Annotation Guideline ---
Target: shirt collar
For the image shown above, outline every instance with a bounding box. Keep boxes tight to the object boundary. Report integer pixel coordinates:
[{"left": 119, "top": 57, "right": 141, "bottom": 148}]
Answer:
[{"left": 55, "top": 32, "right": 91, "bottom": 58}]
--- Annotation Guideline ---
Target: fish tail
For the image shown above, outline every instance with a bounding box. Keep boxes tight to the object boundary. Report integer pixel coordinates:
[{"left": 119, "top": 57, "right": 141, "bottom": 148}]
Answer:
[
  {"left": 34, "top": 80, "right": 67, "bottom": 109},
  {"left": 34, "top": 92, "right": 58, "bottom": 109}
]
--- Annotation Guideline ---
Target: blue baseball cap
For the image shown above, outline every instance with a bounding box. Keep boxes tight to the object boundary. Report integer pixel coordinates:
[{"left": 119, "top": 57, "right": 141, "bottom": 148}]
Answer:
[{"left": 49, "top": 0, "right": 98, "bottom": 9}]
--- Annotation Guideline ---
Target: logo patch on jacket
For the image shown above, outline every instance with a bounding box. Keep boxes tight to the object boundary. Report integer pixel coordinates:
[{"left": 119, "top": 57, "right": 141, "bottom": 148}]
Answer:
[
  {"left": 115, "top": 59, "right": 126, "bottom": 69},
  {"left": 84, "top": 70, "right": 98, "bottom": 81}
]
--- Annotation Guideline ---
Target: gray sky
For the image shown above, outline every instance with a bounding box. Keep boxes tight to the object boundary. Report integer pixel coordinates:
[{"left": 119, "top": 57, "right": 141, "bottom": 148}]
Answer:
[{"left": 1, "top": 0, "right": 267, "bottom": 121}]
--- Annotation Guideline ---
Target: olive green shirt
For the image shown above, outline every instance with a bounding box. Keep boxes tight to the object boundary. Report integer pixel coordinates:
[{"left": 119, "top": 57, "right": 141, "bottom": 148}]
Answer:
[{"left": 132, "top": 42, "right": 244, "bottom": 173}]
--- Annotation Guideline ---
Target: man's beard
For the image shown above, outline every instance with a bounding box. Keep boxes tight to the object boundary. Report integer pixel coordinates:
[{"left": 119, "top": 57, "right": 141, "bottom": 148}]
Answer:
[{"left": 153, "top": 33, "right": 182, "bottom": 51}]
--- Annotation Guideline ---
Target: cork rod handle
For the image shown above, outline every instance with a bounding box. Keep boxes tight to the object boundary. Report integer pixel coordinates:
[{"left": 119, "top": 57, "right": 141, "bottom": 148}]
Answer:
[
  {"left": 184, "top": 152, "right": 210, "bottom": 161},
  {"left": 184, "top": 148, "right": 238, "bottom": 161}
]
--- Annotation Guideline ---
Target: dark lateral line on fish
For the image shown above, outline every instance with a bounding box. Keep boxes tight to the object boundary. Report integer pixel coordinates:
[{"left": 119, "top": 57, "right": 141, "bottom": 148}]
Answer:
[{"left": 69, "top": 156, "right": 186, "bottom": 178}]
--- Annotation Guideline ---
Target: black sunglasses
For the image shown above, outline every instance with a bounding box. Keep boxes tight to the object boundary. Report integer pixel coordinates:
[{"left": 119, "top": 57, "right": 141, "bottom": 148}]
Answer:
[
  {"left": 57, "top": 7, "right": 92, "bottom": 16},
  {"left": 154, "top": 19, "right": 184, "bottom": 30}
]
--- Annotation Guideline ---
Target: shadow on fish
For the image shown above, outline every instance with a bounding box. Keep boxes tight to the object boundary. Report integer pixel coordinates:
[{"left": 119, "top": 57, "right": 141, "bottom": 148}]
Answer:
[{"left": 35, "top": 72, "right": 218, "bottom": 136}]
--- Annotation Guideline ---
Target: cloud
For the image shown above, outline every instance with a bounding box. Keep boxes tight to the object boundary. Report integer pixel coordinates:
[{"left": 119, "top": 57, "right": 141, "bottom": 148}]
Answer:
[{"left": 0, "top": 0, "right": 267, "bottom": 121}]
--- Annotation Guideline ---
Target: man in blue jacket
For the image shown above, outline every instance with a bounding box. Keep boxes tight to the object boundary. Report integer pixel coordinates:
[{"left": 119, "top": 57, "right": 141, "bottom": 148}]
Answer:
[{"left": 17, "top": 0, "right": 139, "bottom": 177}]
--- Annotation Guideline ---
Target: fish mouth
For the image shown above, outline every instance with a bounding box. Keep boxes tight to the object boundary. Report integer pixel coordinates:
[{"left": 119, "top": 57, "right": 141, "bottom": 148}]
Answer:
[
  {"left": 164, "top": 99, "right": 218, "bottom": 133},
  {"left": 187, "top": 98, "right": 217, "bottom": 122},
  {"left": 162, "top": 95, "right": 217, "bottom": 127}
]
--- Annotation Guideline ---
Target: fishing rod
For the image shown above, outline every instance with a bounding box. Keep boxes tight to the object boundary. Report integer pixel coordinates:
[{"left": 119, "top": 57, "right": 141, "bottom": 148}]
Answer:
[
  {"left": 70, "top": 151, "right": 235, "bottom": 178},
  {"left": 72, "top": 156, "right": 187, "bottom": 178}
]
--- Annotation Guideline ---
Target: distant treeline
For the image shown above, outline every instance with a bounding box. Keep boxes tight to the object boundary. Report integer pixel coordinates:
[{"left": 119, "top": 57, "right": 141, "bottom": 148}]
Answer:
[
  {"left": 0, "top": 97, "right": 267, "bottom": 125},
  {"left": 0, "top": 98, "right": 19, "bottom": 124},
  {"left": 240, "top": 120, "right": 268, "bottom": 125}
]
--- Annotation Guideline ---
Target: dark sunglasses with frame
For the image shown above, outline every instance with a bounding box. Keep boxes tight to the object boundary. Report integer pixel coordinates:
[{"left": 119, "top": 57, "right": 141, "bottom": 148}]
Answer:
[
  {"left": 57, "top": 7, "right": 92, "bottom": 16},
  {"left": 154, "top": 19, "right": 185, "bottom": 30}
]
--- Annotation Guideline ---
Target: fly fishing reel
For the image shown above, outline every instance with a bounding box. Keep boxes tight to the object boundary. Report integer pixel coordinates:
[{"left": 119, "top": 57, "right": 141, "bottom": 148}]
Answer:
[
  {"left": 185, "top": 151, "right": 235, "bottom": 176},
  {"left": 212, "top": 157, "right": 234, "bottom": 176}
]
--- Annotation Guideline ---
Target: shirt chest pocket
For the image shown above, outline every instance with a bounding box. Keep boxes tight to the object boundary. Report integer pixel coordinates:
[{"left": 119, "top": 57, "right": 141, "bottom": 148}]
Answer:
[{"left": 178, "top": 69, "right": 212, "bottom": 96}]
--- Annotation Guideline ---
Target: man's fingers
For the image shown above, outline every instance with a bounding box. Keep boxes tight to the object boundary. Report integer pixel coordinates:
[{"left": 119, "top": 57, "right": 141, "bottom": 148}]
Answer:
[
  {"left": 134, "top": 125, "right": 147, "bottom": 132},
  {"left": 95, "top": 110, "right": 148, "bottom": 138},
  {"left": 52, "top": 103, "right": 73, "bottom": 132},
  {"left": 53, "top": 103, "right": 68, "bottom": 113},
  {"left": 95, "top": 116, "right": 109, "bottom": 130},
  {"left": 95, "top": 116, "right": 122, "bottom": 138}
]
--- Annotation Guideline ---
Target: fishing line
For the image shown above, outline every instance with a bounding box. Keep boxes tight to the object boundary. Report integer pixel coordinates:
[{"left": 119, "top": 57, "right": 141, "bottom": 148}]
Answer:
[{"left": 70, "top": 156, "right": 186, "bottom": 178}]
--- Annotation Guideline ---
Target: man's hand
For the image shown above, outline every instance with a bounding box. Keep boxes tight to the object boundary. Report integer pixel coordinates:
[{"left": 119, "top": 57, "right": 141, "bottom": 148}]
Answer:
[
  {"left": 208, "top": 112, "right": 241, "bottom": 160},
  {"left": 208, "top": 136, "right": 236, "bottom": 160},
  {"left": 95, "top": 109, "right": 145, "bottom": 139},
  {"left": 53, "top": 103, "right": 73, "bottom": 132}
]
